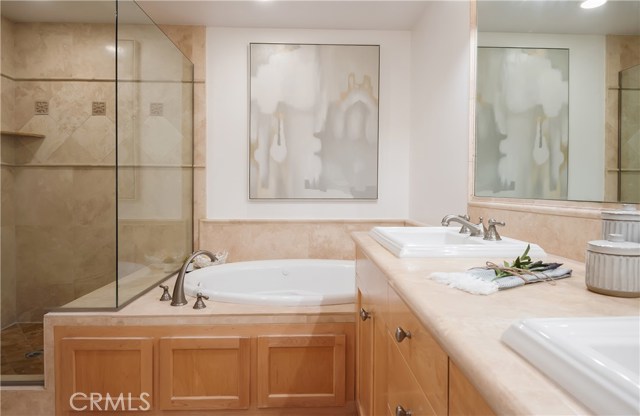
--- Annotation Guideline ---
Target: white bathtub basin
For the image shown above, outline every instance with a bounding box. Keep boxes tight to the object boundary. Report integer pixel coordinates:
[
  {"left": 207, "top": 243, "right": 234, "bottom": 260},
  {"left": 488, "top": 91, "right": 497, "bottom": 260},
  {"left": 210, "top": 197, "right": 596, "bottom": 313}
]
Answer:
[
  {"left": 370, "top": 226, "right": 546, "bottom": 259},
  {"left": 502, "top": 316, "right": 640, "bottom": 415},
  {"left": 184, "top": 259, "right": 355, "bottom": 306}
]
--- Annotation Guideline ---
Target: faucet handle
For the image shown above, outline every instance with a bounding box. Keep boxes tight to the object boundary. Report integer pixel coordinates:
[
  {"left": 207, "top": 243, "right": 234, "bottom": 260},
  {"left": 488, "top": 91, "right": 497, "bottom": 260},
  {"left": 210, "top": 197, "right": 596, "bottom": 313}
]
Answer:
[
  {"left": 457, "top": 214, "right": 472, "bottom": 234},
  {"left": 193, "top": 292, "right": 209, "bottom": 309},
  {"left": 158, "top": 285, "right": 172, "bottom": 301},
  {"left": 484, "top": 219, "right": 505, "bottom": 241}
]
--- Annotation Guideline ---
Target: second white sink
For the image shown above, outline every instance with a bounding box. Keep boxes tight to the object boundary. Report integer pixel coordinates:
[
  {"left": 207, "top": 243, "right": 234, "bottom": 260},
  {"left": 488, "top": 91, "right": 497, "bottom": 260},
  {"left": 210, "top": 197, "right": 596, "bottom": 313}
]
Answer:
[
  {"left": 502, "top": 316, "right": 640, "bottom": 415},
  {"left": 369, "top": 226, "right": 546, "bottom": 259}
]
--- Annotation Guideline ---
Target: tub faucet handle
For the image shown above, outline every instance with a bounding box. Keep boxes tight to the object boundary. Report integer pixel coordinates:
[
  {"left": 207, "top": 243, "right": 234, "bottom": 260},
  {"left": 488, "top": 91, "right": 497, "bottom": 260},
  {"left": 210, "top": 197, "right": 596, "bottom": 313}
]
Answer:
[
  {"left": 193, "top": 292, "right": 209, "bottom": 309},
  {"left": 158, "top": 285, "right": 172, "bottom": 301}
]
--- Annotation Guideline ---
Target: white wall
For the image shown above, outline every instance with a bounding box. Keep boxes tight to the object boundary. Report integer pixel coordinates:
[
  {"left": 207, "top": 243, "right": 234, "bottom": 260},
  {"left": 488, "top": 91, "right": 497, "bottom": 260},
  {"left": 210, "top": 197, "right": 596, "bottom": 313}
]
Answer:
[
  {"left": 409, "top": 2, "right": 471, "bottom": 225},
  {"left": 478, "top": 32, "right": 606, "bottom": 201},
  {"left": 206, "top": 27, "right": 411, "bottom": 219}
]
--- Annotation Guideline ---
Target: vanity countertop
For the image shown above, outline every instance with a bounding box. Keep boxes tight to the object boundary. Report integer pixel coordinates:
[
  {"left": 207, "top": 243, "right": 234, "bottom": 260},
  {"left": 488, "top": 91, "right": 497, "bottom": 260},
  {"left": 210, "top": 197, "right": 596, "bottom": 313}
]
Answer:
[{"left": 352, "top": 231, "right": 640, "bottom": 416}]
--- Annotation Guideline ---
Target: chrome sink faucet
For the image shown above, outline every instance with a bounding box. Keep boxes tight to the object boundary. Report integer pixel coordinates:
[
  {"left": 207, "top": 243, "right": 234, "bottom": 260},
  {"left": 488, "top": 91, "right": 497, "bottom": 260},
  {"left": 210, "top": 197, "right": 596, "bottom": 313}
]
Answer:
[
  {"left": 441, "top": 214, "right": 484, "bottom": 237},
  {"left": 171, "top": 250, "right": 216, "bottom": 306}
]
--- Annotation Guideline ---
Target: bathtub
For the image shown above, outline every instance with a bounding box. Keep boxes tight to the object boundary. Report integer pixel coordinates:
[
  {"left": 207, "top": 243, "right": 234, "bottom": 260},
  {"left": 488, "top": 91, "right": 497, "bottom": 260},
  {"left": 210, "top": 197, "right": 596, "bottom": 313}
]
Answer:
[{"left": 183, "top": 259, "right": 355, "bottom": 306}]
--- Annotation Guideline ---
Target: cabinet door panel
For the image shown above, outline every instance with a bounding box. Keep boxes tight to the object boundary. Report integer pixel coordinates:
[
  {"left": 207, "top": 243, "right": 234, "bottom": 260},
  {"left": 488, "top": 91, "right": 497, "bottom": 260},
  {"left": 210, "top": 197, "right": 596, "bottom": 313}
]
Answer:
[
  {"left": 373, "top": 311, "right": 389, "bottom": 416},
  {"left": 257, "top": 334, "right": 346, "bottom": 408},
  {"left": 388, "top": 288, "right": 448, "bottom": 415},
  {"left": 387, "top": 334, "right": 435, "bottom": 416},
  {"left": 57, "top": 337, "right": 153, "bottom": 413},
  {"left": 158, "top": 336, "right": 250, "bottom": 410},
  {"left": 449, "top": 360, "right": 495, "bottom": 416},
  {"left": 357, "top": 290, "right": 375, "bottom": 416}
]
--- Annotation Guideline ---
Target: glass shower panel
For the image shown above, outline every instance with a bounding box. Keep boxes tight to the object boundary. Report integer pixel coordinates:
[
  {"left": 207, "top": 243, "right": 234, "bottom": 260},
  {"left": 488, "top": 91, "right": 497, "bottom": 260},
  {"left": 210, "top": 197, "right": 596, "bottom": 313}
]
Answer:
[
  {"left": 619, "top": 65, "right": 640, "bottom": 203},
  {"left": 1, "top": 0, "right": 118, "bottom": 383},
  {"left": 115, "top": 1, "right": 194, "bottom": 306}
]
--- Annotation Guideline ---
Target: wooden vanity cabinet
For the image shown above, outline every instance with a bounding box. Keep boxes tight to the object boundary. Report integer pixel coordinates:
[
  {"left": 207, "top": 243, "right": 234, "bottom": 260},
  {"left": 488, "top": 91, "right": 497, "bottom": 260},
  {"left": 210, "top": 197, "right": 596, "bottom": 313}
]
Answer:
[
  {"left": 355, "top": 248, "right": 496, "bottom": 416},
  {"left": 449, "top": 360, "right": 496, "bottom": 416},
  {"left": 55, "top": 323, "right": 354, "bottom": 415}
]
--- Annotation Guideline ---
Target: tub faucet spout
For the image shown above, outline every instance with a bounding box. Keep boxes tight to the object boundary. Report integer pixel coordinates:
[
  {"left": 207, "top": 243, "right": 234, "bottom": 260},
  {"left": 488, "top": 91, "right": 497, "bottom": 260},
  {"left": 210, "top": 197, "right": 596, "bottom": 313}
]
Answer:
[
  {"left": 171, "top": 250, "right": 216, "bottom": 306},
  {"left": 441, "top": 214, "right": 484, "bottom": 237}
]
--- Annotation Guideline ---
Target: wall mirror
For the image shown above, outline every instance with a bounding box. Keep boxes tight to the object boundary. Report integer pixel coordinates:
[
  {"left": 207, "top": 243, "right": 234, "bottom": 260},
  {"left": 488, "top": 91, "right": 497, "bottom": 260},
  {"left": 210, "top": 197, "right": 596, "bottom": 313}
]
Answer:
[{"left": 475, "top": 0, "right": 639, "bottom": 203}]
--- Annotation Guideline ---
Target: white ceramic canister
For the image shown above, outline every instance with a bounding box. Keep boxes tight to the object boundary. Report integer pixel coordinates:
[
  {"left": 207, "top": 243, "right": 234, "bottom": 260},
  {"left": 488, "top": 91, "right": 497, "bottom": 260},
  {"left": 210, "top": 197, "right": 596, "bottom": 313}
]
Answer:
[
  {"left": 585, "top": 234, "right": 640, "bottom": 298},
  {"left": 601, "top": 205, "right": 640, "bottom": 243}
]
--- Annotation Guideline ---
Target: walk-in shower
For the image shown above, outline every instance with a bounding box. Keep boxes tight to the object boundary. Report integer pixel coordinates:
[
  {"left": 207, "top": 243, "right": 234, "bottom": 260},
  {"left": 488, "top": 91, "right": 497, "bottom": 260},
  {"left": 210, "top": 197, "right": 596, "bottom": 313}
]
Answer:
[{"left": 0, "top": 0, "right": 194, "bottom": 384}]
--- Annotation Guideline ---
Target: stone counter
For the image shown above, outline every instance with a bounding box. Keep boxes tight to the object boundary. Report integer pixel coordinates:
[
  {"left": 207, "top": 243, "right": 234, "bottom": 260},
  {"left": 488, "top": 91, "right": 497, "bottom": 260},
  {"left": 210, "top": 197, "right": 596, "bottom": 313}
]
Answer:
[{"left": 352, "top": 231, "right": 639, "bottom": 415}]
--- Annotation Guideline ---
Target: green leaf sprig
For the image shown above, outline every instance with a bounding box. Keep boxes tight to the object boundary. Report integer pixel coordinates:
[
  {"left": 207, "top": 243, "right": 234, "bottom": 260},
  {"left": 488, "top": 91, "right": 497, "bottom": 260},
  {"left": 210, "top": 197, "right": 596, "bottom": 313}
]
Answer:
[{"left": 492, "top": 245, "right": 561, "bottom": 279}]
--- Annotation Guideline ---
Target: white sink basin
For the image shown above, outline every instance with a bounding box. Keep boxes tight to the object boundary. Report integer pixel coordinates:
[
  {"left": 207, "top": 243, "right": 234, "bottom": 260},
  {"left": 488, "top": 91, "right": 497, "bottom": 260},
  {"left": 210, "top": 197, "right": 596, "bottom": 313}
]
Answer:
[
  {"left": 369, "top": 226, "right": 546, "bottom": 258},
  {"left": 502, "top": 316, "right": 640, "bottom": 415}
]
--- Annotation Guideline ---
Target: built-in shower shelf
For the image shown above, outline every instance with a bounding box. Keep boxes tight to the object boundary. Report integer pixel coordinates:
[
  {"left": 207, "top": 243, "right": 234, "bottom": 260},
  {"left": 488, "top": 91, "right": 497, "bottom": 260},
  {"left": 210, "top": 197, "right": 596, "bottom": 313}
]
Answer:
[{"left": 1, "top": 131, "right": 45, "bottom": 139}]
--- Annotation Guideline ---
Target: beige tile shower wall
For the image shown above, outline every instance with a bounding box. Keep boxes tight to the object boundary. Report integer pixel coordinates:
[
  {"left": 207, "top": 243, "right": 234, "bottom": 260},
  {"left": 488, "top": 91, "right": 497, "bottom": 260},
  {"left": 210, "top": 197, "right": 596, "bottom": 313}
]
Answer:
[
  {"left": 604, "top": 35, "right": 640, "bottom": 201},
  {"left": 0, "top": 21, "right": 204, "bottom": 320},
  {"left": 14, "top": 167, "right": 116, "bottom": 321},
  {"left": 3, "top": 21, "right": 117, "bottom": 321},
  {"left": 468, "top": 201, "right": 602, "bottom": 262},
  {"left": 199, "top": 220, "right": 407, "bottom": 262},
  {"left": 1, "top": 165, "right": 16, "bottom": 327}
]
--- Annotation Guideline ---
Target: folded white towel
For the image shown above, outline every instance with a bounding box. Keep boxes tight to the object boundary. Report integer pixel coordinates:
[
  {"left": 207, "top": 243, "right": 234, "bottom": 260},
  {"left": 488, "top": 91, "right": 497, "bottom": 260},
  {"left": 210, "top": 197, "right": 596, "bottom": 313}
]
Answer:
[{"left": 429, "top": 267, "right": 572, "bottom": 295}]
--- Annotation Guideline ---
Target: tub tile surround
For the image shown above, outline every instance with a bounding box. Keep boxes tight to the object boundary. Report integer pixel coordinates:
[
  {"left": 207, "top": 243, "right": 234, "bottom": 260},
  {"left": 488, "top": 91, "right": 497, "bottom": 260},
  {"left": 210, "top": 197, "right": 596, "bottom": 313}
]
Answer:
[
  {"left": 199, "top": 219, "right": 409, "bottom": 262},
  {"left": 352, "top": 232, "right": 640, "bottom": 415}
]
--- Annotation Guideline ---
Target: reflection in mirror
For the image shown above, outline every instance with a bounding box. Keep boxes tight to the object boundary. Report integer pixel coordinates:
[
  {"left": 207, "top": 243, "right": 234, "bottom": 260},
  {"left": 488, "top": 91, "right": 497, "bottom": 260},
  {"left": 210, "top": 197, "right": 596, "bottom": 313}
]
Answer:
[
  {"left": 476, "top": 46, "right": 569, "bottom": 199},
  {"left": 475, "top": 1, "right": 640, "bottom": 203}
]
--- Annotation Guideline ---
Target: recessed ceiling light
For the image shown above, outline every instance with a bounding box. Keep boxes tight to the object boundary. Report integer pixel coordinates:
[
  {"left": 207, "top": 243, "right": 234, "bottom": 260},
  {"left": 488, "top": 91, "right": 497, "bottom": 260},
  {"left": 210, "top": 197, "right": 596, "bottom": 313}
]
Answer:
[{"left": 580, "top": 0, "right": 607, "bottom": 9}]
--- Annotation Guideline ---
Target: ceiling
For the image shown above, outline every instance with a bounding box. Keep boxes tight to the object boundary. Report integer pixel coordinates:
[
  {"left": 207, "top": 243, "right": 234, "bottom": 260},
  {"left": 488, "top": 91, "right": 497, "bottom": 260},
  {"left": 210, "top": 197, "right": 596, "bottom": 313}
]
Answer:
[
  {"left": 1, "top": 0, "right": 638, "bottom": 35},
  {"left": 135, "top": 1, "right": 429, "bottom": 30}
]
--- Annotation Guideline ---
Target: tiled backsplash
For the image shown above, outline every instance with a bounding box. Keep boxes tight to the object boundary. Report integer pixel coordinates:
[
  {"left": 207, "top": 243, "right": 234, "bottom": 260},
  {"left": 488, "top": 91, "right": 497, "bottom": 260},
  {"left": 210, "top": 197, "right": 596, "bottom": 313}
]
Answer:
[{"left": 468, "top": 200, "right": 604, "bottom": 262}]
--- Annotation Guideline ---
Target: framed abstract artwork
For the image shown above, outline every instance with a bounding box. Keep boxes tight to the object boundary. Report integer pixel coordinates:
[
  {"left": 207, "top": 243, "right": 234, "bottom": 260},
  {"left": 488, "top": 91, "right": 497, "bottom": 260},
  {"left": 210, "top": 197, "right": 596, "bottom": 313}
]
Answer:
[
  {"left": 249, "top": 43, "right": 380, "bottom": 199},
  {"left": 475, "top": 47, "right": 569, "bottom": 200}
]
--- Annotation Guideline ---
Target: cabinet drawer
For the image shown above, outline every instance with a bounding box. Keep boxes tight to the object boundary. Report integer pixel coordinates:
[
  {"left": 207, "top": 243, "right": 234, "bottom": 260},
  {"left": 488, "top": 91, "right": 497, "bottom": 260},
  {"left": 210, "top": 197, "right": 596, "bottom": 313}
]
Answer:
[
  {"left": 388, "top": 288, "right": 448, "bottom": 415},
  {"left": 387, "top": 333, "right": 435, "bottom": 416}
]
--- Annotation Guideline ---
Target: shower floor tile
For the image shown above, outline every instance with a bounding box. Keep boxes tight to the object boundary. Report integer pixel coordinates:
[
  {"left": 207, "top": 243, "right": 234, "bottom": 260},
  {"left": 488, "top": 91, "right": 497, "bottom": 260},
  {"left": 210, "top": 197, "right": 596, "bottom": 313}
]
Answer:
[{"left": 1, "top": 323, "right": 44, "bottom": 375}]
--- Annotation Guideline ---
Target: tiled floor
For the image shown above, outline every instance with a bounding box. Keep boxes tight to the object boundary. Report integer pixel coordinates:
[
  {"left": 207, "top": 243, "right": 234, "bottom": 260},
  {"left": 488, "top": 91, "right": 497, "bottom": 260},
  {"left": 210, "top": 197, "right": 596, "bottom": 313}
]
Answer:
[{"left": 1, "top": 323, "right": 44, "bottom": 375}]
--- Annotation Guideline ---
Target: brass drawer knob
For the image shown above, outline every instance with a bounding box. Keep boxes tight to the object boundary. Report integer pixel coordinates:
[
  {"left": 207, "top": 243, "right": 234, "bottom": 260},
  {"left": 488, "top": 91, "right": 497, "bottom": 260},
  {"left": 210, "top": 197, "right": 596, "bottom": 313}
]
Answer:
[
  {"left": 395, "top": 326, "right": 412, "bottom": 343},
  {"left": 359, "top": 308, "right": 371, "bottom": 321}
]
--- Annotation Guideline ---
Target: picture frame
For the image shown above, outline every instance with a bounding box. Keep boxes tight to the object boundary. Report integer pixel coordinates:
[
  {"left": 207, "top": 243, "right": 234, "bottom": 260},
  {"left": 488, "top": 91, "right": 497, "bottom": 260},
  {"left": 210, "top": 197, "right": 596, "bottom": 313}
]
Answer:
[{"left": 249, "top": 43, "right": 380, "bottom": 199}]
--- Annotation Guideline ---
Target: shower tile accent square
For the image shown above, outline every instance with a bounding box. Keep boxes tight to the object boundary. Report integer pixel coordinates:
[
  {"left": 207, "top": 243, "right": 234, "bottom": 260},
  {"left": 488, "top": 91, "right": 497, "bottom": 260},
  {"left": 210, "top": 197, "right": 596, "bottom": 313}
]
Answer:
[
  {"left": 150, "top": 102, "right": 163, "bottom": 116},
  {"left": 34, "top": 101, "right": 48, "bottom": 115},
  {"left": 91, "top": 101, "right": 106, "bottom": 116}
]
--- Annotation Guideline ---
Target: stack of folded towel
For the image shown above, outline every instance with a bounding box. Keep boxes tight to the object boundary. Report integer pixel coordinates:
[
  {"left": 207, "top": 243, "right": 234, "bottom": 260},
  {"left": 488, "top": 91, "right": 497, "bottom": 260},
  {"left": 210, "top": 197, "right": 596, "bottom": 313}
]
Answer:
[{"left": 429, "top": 266, "right": 572, "bottom": 295}]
